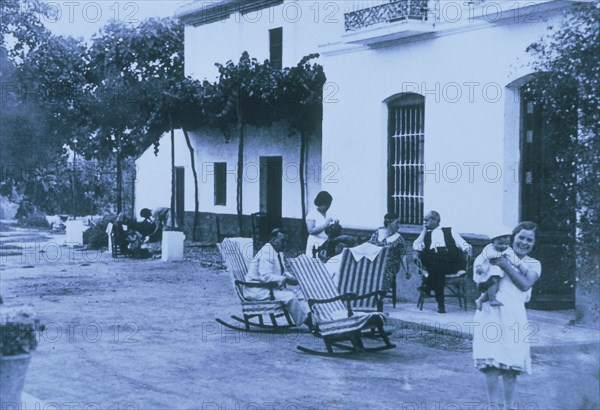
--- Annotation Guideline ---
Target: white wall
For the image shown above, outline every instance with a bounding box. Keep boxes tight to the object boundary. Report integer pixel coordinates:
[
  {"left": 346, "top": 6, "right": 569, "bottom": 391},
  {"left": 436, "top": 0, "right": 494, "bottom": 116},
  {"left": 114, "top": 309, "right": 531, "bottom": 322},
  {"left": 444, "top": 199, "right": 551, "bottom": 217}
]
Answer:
[
  {"left": 174, "top": 0, "right": 572, "bottom": 233},
  {"left": 321, "top": 11, "right": 566, "bottom": 234},
  {"left": 183, "top": 1, "right": 342, "bottom": 81},
  {"left": 189, "top": 122, "right": 321, "bottom": 218},
  {"left": 135, "top": 130, "right": 194, "bottom": 217}
]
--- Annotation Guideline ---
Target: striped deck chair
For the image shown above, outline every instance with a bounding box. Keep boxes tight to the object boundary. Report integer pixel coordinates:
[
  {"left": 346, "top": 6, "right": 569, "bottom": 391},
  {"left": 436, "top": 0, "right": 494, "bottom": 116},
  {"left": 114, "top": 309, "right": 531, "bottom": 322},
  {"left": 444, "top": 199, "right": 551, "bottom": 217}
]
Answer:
[
  {"left": 216, "top": 238, "right": 294, "bottom": 332},
  {"left": 288, "top": 255, "right": 395, "bottom": 356},
  {"left": 337, "top": 247, "right": 389, "bottom": 312}
]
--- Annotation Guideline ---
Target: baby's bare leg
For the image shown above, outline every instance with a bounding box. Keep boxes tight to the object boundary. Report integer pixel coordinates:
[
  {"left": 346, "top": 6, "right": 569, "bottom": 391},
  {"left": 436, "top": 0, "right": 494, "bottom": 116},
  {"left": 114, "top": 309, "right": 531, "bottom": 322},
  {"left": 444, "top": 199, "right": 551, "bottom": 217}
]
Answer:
[
  {"left": 488, "top": 277, "right": 503, "bottom": 306},
  {"left": 475, "top": 293, "right": 489, "bottom": 311}
]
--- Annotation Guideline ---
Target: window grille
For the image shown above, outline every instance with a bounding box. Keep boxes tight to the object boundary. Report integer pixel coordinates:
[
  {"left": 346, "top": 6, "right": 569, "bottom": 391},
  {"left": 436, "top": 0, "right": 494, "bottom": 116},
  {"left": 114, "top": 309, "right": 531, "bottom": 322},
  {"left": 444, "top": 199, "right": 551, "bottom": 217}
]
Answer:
[{"left": 388, "top": 94, "right": 424, "bottom": 225}]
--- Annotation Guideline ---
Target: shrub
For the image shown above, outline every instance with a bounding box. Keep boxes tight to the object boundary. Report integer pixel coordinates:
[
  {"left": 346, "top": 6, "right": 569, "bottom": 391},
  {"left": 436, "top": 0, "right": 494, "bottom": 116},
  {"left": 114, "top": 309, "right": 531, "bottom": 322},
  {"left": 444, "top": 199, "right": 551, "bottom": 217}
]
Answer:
[
  {"left": 0, "top": 305, "right": 41, "bottom": 357},
  {"left": 17, "top": 211, "right": 50, "bottom": 228}
]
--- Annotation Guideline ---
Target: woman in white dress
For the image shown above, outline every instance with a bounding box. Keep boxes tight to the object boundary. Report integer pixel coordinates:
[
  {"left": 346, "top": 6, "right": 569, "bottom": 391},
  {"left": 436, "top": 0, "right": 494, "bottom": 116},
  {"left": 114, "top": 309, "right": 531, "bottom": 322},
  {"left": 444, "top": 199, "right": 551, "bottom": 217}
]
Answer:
[
  {"left": 305, "top": 191, "right": 335, "bottom": 257},
  {"left": 472, "top": 221, "right": 542, "bottom": 410}
]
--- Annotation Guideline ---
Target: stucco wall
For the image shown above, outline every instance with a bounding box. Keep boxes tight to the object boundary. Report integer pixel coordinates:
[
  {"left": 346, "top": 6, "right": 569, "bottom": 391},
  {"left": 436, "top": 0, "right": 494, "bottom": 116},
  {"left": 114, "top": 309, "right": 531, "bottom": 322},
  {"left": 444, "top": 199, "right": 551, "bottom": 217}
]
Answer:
[
  {"left": 135, "top": 130, "right": 194, "bottom": 217},
  {"left": 320, "top": 11, "right": 566, "bottom": 234},
  {"left": 135, "top": 123, "right": 322, "bottom": 229},
  {"left": 190, "top": 122, "right": 321, "bottom": 218},
  {"left": 183, "top": 1, "right": 342, "bottom": 81}
]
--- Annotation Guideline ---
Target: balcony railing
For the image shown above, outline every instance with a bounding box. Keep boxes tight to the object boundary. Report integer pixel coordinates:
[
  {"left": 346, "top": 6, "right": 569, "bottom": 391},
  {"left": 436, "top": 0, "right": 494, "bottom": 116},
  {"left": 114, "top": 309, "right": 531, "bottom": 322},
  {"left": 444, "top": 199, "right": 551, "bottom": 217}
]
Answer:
[{"left": 344, "top": 0, "right": 430, "bottom": 32}]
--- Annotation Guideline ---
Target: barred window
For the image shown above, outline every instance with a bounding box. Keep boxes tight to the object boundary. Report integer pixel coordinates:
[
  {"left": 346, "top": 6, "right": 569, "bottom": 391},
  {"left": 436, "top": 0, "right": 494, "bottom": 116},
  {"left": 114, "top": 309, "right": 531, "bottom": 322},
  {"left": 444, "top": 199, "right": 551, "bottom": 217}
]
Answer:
[{"left": 387, "top": 93, "right": 424, "bottom": 225}]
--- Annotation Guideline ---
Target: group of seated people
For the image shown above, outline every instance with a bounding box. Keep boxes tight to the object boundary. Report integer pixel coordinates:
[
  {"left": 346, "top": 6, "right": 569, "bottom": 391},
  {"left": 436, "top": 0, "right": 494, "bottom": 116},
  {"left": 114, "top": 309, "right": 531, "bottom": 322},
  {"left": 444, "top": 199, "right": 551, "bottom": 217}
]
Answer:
[
  {"left": 243, "top": 191, "right": 473, "bottom": 328},
  {"left": 112, "top": 207, "right": 171, "bottom": 258}
]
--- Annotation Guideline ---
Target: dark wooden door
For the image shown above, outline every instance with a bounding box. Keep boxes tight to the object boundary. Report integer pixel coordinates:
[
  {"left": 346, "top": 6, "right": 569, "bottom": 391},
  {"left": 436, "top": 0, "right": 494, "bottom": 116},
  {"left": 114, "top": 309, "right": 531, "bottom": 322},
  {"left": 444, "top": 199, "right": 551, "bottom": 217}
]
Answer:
[
  {"left": 175, "top": 166, "right": 185, "bottom": 228},
  {"left": 260, "top": 156, "right": 282, "bottom": 235},
  {"left": 520, "top": 86, "right": 576, "bottom": 309}
]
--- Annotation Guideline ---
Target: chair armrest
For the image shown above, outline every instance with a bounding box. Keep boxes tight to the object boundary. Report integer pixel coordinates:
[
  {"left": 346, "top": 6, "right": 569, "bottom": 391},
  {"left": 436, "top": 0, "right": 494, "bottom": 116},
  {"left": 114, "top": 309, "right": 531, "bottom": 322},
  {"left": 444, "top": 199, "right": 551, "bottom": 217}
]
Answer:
[
  {"left": 236, "top": 280, "right": 280, "bottom": 301},
  {"left": 307, "top": 293, "right": 357, "bottom": 317},
  {"left": 307, "top": 292, "right": 357, "bottom": 306},
  {"left": 235, "top": 280, "right": 280, "bottom": 289},
  {"left": 353, "top": 290, "right": 386, "bottom": 301}
]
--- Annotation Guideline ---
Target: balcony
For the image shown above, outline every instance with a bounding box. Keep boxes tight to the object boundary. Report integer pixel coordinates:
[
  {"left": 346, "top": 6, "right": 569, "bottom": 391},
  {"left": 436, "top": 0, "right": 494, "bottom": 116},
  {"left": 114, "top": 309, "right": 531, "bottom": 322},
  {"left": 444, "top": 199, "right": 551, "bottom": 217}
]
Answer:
[
  {"left": 342, "top": 0, "right": 437, "bottom": 45},
  {"left": 344, "top": 0, "right": 430, "bottom": 32}
]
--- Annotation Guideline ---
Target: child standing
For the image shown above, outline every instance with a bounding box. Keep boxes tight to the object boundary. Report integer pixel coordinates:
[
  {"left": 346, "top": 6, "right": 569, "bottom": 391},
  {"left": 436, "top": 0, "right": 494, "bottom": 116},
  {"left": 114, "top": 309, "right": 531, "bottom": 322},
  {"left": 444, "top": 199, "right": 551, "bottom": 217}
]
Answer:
[{"left": 473, "top": 229, "right": 517, "bottom": 310}]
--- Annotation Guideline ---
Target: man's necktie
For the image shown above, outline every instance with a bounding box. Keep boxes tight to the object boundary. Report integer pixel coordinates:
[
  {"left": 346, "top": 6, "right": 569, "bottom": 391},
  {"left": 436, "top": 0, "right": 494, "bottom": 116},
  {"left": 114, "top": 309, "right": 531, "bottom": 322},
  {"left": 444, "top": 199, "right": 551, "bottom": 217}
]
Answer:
[{"left": 277, "top": 253, "right": 285, "bottom": 274}]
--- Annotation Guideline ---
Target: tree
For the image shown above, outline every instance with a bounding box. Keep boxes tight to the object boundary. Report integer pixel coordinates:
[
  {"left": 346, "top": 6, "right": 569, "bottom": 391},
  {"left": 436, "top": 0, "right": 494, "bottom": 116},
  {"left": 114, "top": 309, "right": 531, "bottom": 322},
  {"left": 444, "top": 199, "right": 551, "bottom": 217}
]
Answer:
[
  {"left": 275, "top": 54, "right": 325, "bottom": 239},
  {"left": 209, "top": 53, "right": 280, "bottom": 234},
  {"left": 127, "top": 18, "right": 206, "bottom": 237},
  {"left": 83, "top": 19, "right": 184, "bottom": 213},
  {"left": 1, "top": 0, "right": 51, "bottom": 62},
  {"left": 203, "top": 52, "right": 325, "bottom": 237},
  {"left": 527, "top": 1, "right": 600, "bottom": 324}
]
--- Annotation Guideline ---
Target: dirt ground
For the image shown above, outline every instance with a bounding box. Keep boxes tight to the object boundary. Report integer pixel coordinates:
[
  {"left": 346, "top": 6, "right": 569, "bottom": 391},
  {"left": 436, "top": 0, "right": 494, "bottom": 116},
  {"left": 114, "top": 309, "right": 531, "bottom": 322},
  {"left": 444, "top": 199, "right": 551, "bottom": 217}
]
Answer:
[{"left": 1, "top": 224, "right": 598, "bottom": 410}]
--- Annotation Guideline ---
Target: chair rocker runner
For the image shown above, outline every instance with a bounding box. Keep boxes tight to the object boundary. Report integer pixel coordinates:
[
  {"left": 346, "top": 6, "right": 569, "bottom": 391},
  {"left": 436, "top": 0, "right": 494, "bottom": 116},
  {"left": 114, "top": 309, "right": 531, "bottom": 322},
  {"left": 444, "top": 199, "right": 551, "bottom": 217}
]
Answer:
[
  {"left": 288, "top": 255, "right": 396, "bottom": 356},
  {"left": 216, "top": 238, "right": 295, "bottom": 332}
]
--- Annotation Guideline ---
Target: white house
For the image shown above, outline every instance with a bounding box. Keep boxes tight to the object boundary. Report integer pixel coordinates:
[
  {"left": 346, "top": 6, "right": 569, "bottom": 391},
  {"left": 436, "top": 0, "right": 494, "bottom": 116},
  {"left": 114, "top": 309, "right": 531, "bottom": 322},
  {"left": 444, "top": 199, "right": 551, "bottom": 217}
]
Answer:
[{"left": 135, "top": 0, "right": 582, "bottom": 308}]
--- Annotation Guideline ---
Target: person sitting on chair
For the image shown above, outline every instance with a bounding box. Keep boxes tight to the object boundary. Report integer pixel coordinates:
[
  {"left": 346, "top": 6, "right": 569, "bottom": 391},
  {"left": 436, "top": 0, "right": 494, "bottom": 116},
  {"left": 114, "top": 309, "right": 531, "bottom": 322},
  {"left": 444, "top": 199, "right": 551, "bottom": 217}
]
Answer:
[
  {"left": 314, "top": 221, "right": 357, "bottom": 262},
  {"left": 113, "top": 212, "right": 150, "bottom": 259},
  {"left": 368, "top": 213, "right": 409, "bottom": 294},
  {"left": 245, "top": 229, "right": 311, "bottom": 327},
  {"left": 412, "top": 210, "right": 472, "bottom": 313}
]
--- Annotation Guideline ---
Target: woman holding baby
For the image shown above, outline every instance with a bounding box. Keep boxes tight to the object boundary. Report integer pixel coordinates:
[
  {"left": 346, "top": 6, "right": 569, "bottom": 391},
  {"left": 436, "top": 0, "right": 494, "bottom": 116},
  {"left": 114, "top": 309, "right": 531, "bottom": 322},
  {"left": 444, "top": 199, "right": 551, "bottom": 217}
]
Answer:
[{"left": 472, "top": 221, "right": 542, "bottom": 410}]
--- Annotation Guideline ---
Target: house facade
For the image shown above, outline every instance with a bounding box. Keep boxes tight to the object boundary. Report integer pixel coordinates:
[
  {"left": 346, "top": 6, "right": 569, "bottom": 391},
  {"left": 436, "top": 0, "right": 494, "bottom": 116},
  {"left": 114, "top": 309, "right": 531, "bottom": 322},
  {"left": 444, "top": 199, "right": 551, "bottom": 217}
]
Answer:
[{"left": 135, "top": 0, "right": 581, "bottom": 308}]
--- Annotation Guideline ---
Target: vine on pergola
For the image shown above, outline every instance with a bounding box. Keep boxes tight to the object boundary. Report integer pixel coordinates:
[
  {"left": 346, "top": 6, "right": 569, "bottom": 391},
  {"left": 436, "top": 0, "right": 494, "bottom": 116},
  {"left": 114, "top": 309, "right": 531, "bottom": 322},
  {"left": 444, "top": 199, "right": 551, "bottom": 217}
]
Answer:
[{"left": 203, "top": 52, "right": 326, "bottom": 235}]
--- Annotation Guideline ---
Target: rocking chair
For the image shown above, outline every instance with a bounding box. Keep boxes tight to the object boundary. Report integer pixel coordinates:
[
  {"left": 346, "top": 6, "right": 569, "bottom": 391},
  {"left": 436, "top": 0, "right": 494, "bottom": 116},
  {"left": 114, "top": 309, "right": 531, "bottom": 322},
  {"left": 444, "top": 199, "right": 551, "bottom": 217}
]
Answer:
[
  {"left": 288, "top": 255, "right": 396, "bottom": 356},
  {"left": 216, "top": 238, "right": 295, "bottom": 332},
  {"left": 337, "top": 247, "right": 389, "bottom": 312}
]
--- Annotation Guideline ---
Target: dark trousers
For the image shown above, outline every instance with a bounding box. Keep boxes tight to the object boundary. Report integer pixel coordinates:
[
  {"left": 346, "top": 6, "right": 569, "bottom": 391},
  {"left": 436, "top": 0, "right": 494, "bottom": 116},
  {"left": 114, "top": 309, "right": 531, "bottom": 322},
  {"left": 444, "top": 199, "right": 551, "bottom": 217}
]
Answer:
[
  {"left": 421, "top": 247, "right": 464, "bottom": 312},
  {"left": 423, "top": 267, "right": 447, "bottom": 311}
]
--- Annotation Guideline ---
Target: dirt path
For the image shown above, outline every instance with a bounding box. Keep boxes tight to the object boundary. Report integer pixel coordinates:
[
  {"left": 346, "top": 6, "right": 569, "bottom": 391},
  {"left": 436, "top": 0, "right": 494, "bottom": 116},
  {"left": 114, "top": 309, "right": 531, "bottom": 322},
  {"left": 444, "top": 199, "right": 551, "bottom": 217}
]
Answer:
[{"left": 1, "top": 225, "right": 598, "bottom": 410}]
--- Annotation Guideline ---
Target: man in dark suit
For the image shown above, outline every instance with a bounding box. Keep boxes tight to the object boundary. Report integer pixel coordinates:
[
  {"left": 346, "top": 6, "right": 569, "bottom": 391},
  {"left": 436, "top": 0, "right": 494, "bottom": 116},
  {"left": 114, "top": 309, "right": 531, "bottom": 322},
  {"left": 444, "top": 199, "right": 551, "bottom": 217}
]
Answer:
[{"left": 413, "top": 211, "right": 472, "bottom": 313}]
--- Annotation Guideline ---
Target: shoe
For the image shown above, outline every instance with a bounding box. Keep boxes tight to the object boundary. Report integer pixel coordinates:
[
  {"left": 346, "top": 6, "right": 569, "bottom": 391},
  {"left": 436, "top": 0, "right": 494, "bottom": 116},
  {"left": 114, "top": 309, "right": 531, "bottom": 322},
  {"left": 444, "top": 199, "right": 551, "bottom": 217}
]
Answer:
[
  {"left": 304, "top": 313, "right": 314, "bottom": 331},
  {"left": 437, "top": 309, "right": 446, "bottom": 314}
]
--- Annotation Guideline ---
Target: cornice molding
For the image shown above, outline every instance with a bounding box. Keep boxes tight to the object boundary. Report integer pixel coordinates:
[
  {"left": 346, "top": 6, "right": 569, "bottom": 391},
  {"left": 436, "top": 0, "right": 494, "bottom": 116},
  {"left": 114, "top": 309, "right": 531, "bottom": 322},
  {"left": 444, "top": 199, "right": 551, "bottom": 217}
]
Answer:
[{"left": 177, "top": 0, "right": 284, "bottom": 26}]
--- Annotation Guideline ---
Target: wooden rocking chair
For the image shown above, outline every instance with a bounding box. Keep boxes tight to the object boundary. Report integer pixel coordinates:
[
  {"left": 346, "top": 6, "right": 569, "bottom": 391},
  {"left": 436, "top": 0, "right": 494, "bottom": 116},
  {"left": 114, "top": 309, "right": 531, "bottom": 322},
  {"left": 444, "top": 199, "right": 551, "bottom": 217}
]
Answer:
[
  {"left": 288, "top": 255, "right": 396, "bottom": 356},
  {"left": 216, "top": 238, "right": 295, "bottom": 332},
  {"left": 337, "top": 247, "right": 389, "bottom": 312}
]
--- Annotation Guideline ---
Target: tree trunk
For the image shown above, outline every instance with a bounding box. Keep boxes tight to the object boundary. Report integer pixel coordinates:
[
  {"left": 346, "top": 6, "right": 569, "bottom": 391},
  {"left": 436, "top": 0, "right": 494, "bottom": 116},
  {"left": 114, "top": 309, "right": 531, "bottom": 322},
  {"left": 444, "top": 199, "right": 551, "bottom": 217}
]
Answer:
[
  {"left": 116, "top": 134, "right": 123, "bottom": 214},
  {"left": 71, "top": 150, "right": 77, "bottom": 216},
  {"left": 183, "top": 128, "right": 200, "bottom": 242},
  {"left": 169, "top": 111, "right": 176, "bottom": 229},
  {"left": 236, "top": 100, "right": 244, "bottom": 235},
  {"left": 299, "top": 128, "right": 308, "bottom": 241}
]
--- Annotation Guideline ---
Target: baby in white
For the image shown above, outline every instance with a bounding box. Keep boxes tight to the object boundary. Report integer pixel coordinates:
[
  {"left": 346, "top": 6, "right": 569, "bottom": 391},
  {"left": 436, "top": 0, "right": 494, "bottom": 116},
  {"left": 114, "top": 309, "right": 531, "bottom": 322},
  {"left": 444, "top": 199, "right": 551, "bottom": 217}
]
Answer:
[{"left": 473, "top": 232, "right": 517, "bottom": 310}]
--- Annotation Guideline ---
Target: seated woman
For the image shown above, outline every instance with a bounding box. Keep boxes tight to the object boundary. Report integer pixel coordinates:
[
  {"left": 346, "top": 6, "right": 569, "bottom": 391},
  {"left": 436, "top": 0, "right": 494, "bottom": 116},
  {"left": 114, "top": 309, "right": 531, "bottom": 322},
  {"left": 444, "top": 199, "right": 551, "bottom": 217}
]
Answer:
[
  {"left": 113, "top": 212, "right": 150, "bottom": 259},
  {"left": 368, "top": 213, "right": 409, "bottom": 295}
]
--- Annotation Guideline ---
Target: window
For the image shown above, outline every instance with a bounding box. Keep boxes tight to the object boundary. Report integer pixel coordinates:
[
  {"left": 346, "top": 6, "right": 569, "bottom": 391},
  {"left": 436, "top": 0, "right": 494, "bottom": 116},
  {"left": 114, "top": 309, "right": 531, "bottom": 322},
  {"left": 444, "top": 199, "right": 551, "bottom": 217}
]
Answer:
[
  {"left": 269, "top": 27, "right": 282, "bottom": 69},
  {"left": 214, "top": 162, "right": 226, "bottom": 206},
  {"left": 387, "top": 93, "right": 425, "bottom": 225}
]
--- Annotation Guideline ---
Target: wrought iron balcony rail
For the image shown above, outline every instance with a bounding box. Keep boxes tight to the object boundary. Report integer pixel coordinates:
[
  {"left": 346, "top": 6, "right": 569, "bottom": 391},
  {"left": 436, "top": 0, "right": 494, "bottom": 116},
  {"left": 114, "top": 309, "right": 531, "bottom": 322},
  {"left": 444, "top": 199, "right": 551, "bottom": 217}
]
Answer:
[{"left": 344, "top": 0, "right": 430, "bottom": 32}]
